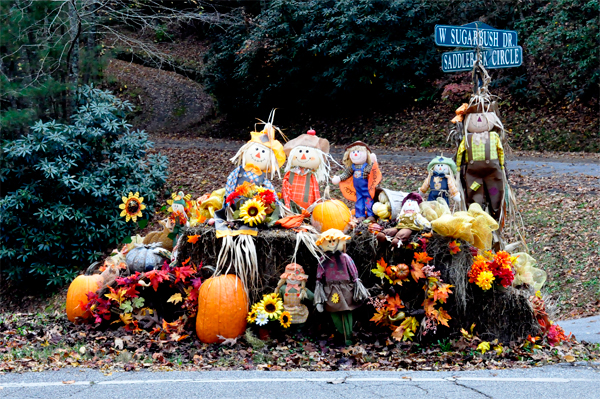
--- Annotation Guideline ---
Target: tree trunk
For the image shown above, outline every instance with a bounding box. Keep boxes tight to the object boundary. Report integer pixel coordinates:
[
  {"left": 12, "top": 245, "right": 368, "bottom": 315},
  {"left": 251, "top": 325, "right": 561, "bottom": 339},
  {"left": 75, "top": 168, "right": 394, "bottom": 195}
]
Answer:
[{"left": 67, "top": 0, "right": 81, "bottom": 113}]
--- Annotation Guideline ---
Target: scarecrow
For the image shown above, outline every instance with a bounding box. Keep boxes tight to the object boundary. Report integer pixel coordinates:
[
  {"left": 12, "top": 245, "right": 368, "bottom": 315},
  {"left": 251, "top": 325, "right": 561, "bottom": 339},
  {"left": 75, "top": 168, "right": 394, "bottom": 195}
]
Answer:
[
  {"left": 419, "top": 155, "right": 461, "bottom": 204},
  {"left": 314, "top": 229, "right": 369, "bottom": 345},
  {"left": 452, "top": 100, "right": 505, "bottom": 220},
  {"left": 224, "top": 124, "right": 286, "bottom": 202},
  {"left": 376, "top": 192, "right": 431, "bottom": 247},
  {"left": 274, "top": 263, "right": 314, "bottom": 325},
  {"left": 282, "top": 129, "right": 330, "bottom": 210},
  {"left": 332, "top": 141, "right": 381, "bottom": 222}
]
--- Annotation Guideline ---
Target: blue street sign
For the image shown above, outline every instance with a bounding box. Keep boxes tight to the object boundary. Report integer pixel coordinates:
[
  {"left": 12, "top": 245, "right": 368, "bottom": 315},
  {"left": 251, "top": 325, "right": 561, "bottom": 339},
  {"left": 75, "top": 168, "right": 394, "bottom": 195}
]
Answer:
[
  {"left": 441, "top": 46, "right": 523, "bottom": 72},
  {"left": 435, "top": 22, "right": 518, "bottom": 49}
]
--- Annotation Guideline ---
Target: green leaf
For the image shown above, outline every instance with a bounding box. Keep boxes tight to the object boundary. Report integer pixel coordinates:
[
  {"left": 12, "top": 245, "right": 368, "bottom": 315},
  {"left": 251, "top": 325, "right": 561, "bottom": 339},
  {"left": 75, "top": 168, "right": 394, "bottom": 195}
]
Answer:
[
  {"left": 120, "top": 300, "right": 133, "bottom": 313},
  {"left": 122, "top": 236, "right": 133, "bottom": 244},
  {"left": 132, "top": 297, "right": 145, "bottom": 309},
  {"left": 137, "top": 218, "right": 148, "bottom": 229}
]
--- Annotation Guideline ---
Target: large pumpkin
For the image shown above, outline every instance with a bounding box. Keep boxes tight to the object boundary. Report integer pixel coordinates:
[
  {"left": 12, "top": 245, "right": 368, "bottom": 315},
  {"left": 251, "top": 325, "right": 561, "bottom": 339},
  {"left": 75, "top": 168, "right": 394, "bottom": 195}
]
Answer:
[
  {"left": 196, "top": 274, "right": 248, "bottom": 343},
  {"left": 66, "top": 268, "right": 103, "bottom": 323},
  {"left": 311, "top": 199, "right": 352, "bottom": 233}
]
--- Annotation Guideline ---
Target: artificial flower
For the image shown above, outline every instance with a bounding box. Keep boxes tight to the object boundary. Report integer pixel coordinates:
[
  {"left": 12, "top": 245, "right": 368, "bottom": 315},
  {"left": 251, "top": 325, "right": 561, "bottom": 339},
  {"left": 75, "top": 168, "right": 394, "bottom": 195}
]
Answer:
[
  {"left": 547, "top": 323, "right": 568, "bottom": 346},
  {"left": 247, "top": 309, "right": 257, "bottom": 323},
  {"left": 169, "top": 210, "right": 188, "bottom": 226},
  {"left": 239, "top": 198, "right": 267, "bottom": 226},
  {"left": 448, "top": 241, "right": 461, "bottom": 255},
  {"left": 476, "top": 270, "right": 495, "bottom": 290},
  {"left": 468, "top": 259, "right": 488, "bottom": 283},
  {"left": 259, "top": 296, "right": 283, "bottom": 320},
  {"left": 257, "top": 190, "right": 277, "bottom": 206},
  {"left": 255, "top": 311, "right": 269, "bottom": 326},
  {"left": 119, "top": 192, "right": 146, "bottom": 222},
  {"left": 279, "top": 311, "right": 292, "bottom": 328},
  {"left": 236, "top": 181, "right": 256, "bottom": 197},
  {"left": 331, "top": 292, "right": 340, "bottom": 304}
]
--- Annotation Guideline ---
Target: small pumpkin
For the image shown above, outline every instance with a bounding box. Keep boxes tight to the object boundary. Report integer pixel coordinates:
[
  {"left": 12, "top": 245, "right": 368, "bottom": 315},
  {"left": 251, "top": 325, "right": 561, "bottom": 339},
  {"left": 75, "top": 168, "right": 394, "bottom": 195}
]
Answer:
[
  {"left": 392, "top": 263, "right": 410, "bottom": 280},
  {"left": 196, "top": 274, "right": 248, "bottom": 343},
  {"left": 125, "top": 243, "right": 168, "bottom": 273},
  {"left": 311, "top": 199, "right": 352, "bottom": 233},
  {"left": 143, "top": 219, "right": 174, "bottom": 251},
  {"left": 66, "top": 263, "right": 103, "bottom": 323}
]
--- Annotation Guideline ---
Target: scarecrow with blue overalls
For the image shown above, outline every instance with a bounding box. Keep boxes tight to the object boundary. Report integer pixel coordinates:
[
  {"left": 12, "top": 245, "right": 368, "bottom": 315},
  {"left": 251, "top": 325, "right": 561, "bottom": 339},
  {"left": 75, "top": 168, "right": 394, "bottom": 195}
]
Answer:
[
  {"left": 332, "top": 141, "right": 381, "bottom": 222},
  {"left": 418, "top": 155, "right": 461, "bottom": 205}
]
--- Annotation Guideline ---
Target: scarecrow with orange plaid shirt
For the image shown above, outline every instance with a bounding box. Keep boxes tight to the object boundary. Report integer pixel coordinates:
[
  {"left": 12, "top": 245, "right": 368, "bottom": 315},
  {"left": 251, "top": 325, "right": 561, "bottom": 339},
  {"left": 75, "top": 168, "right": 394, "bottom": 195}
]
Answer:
[{"left": 282, "top": 129, "right": 330, "bottom": 210}]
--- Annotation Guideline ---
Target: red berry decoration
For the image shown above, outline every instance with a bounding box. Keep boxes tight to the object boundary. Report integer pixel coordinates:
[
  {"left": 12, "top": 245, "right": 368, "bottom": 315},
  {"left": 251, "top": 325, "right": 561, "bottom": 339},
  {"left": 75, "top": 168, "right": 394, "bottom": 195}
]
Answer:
[{"left": 307, "top": 129, "right": 316, "bottom": 135}]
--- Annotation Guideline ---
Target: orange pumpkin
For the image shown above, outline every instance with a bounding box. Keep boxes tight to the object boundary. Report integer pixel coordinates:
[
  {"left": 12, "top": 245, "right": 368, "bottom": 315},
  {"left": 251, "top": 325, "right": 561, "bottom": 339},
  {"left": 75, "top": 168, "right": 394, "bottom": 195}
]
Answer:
[
  {"left": 311, "top": 200, "right": 352, "bottom": 233},
  {"left": 66, "top": 270, "right": 103, "bottom": 323},
  {"left": 393, "top": 263, "right": 410, "bottom": 280},
  {"left": 196, "top": 274, "right": 249, "bottom": 343}
]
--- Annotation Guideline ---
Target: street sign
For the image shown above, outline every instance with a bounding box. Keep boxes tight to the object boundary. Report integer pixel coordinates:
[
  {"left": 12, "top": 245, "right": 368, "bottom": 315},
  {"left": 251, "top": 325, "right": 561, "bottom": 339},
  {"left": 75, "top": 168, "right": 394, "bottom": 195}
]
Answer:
[
  {"left": 435, "top": 22, "right": 518, "bottom": 49},
  {"left": 441, "top": 46, "right": 523, "bottom": 72}
]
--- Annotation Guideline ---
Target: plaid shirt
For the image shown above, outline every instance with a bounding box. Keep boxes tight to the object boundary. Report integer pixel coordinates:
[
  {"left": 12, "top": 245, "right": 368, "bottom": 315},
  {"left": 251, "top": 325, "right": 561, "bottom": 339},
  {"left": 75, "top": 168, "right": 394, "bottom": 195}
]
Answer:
[
  {"left": 282, "top": 169, "right": 321, "bottom": 209},
  {"left": 338, "top": 163, "right": 372, "bottom": 181},
  {"left": 456, "top": 131, "right": 504, "bottom": 168},
  {"left": 224, "top": 165, "right": 277, "bottom": 200}
]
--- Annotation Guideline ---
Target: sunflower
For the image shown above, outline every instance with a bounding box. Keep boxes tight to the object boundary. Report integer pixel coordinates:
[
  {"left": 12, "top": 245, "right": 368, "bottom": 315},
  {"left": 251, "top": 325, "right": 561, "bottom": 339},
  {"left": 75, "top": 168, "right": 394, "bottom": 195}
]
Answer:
[
  {"left": 247, "top": 309, "right": 258, "bottom": 323},
  {"left": 119, "top": 192, "right": 146, "bottom": 222},
  {"left": 279, "top": 311, "right": 292, "bottom": 328},
  {"left": 259, "top": 296, "right": 283, "bottom": 320},
  {"left": 239, "top": 198, "right": 267, "bottom": 226},
  {"left": 331, "top": 292, "right": 340, "bottom": 304}
]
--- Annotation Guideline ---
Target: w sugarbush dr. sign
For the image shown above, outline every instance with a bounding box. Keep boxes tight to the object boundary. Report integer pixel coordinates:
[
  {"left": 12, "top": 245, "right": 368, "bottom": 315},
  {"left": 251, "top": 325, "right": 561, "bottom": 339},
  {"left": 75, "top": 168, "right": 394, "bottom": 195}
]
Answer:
[
  {"left": 435, "top": 23, "right": 518, "bottom": 49},
  {"left": 441, "top": 46, "right": 523, "bottom": 72}
]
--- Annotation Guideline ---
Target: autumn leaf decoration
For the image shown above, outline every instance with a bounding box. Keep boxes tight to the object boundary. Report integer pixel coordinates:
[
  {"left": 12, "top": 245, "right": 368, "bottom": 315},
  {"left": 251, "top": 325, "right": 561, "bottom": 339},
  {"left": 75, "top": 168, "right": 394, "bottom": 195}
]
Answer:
[{"left": 449, "top": 240, "right": 461, "bottom": 255}]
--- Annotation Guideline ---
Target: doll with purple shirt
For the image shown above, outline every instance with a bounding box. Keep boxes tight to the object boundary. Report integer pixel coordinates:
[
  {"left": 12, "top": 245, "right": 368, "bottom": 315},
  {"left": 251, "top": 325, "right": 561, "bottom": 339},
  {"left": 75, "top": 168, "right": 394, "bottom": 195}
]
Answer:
[{"left": 313, "top": 229, "right": 369, "bottom": 345}]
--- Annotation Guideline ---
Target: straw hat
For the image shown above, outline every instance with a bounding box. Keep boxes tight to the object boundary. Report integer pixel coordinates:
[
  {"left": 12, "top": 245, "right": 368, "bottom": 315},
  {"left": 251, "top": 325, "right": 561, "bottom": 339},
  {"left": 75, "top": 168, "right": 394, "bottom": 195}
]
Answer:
[
  {"left": 315, "top": 228, "right": 351, "bottom": 246},
  {"left": 249, "top": 130, "right": 286, "bottom": 168},
  {"left": 427, "top": 155, "right": 457, "bottom": 174},
  {"left": 283, "top": 129, "right": 330, "bottom": 156},
  {"left": 280, "top": 263, "right": 308, "bottom": 281}
]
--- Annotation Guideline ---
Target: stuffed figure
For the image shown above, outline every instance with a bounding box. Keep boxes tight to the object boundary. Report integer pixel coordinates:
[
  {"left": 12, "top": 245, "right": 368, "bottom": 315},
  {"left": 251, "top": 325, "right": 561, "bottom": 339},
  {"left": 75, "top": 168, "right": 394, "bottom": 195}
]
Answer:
[
  {"left": 282, "top": 129, "right": 330, "bottom": 209},
  {"left": 419, "top": 155, "right": 460, "bottom": 204},
  {"left": 452, "top": 101, "right": 505, "bottom": 220},
  {"left": 313, "top": 229, "right": 369, "bottom": 345},
  {"left": 332, "top": 141, "right": 382, "bottom": 222},
  {"left": 274, "top": 263, "right": 314, "bottom": 325},
  {"left": 376, "top": 192, "right": 431, "bottom": 247},
  {"left": 224, "top": 124, "right": 286, "bottom": 202}
]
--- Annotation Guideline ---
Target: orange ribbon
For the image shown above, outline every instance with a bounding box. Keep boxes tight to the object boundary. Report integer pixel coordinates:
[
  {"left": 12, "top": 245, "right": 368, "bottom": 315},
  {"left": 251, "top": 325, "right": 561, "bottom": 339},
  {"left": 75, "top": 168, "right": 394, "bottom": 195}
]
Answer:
[
  {"left": 451, "top": 103, "right": 469, "bottom": 124},
  {"left": 244, "top": 163, "right": 263, "bottom": 176}
]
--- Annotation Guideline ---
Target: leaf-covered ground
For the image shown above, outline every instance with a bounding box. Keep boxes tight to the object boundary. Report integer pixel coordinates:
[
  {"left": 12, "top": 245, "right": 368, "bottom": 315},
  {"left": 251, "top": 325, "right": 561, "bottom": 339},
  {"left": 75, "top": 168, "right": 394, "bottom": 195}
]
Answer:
[{"left": 1, "top": 313, "right": 598, "bottom": 373}]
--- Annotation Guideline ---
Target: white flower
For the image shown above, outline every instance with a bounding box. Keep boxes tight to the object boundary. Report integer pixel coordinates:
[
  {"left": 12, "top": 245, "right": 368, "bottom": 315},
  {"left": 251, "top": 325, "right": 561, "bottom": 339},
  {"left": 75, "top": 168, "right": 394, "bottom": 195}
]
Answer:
[{"left": 255, "top": 311, "right": 269, "bottom": 326}]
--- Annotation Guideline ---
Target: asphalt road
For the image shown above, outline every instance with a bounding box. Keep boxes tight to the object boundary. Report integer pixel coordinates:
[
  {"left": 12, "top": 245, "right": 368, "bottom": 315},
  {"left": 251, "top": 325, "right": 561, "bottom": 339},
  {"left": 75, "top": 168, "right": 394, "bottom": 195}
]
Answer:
[
  {"left": 1, "top": 364, "right": 599, "bottom": 399},
  {"left": 560, "top": 315, "right": 600, "bottom": 344}
]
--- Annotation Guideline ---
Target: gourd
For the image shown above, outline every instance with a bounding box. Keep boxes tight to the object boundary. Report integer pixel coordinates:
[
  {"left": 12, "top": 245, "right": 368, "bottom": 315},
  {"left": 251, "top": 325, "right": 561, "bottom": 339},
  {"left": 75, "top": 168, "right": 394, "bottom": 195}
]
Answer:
[
  {"left": 372, "top": 202, "right": 391, "bottom": 220},
  {"left": 196, "top": 274, "right": 249, "bottom": 343},
  {"left": 391, "top": 263, "right": 410, "bottom": 280},
  {"left": 311, "top": 200, "right": 352, "bottom": 233},
  {"left": 143, "top": 220, "right": 173, "bottom": 251},
  {"left": 126, "top": 243, "right": 167, "bottom": 273},
  {"left": 66, "top": 263, "right": 103, "bottom": 322}
]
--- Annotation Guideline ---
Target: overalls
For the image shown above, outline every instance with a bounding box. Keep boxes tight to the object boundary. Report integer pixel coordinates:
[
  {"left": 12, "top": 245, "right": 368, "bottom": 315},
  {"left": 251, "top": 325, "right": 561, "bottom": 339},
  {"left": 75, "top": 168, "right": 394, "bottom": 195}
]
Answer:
[
  {"left": 352, "top": 164, "right": 374, "bottom": 218},
  {"left": 429, "top": 171, "right": 450, "bottom": 204}
]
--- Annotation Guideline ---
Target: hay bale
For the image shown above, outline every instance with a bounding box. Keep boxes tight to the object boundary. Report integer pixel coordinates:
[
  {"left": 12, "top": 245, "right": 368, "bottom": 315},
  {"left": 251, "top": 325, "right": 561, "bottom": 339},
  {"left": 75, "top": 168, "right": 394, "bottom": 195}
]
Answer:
[{"left": 178, "top": 225, "right": 538, "bottom": 342}]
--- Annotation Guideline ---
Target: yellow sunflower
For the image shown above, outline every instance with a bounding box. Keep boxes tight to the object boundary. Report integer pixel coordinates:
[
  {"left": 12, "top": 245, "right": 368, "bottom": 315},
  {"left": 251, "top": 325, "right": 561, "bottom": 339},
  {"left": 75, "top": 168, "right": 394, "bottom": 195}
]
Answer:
[
  {"left": 331, "top": 292, "right": 340, "bottom": 304},
  {"left": 279, "top": 311, "right": 292, "bottom": 328},
  {"left": 258, "top": 296, "right": 283, "bottom": 320},
  {"left": 119, "top": 192, "right": 146, "bottom": 222},
  {"left": 239, "top": 198, "right": 267, "bottom": 226},
  {"left": 247, "top": 309, "right": 258, "bottom": 323}
]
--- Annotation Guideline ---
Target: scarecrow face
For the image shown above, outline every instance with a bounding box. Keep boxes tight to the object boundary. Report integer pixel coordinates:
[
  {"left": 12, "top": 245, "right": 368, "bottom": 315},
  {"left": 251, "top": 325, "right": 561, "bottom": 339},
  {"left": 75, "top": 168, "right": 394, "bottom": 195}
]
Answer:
[
  {"left": 349, "top": 147, "right": 368, "bottom": 164},
  {"left": 244, "top": 143, "right": 271, "bottom": 170},
  {"left": 433, "top": 163, "right": 450, "bottom": 174},
  {"left": 172, "top": 202, "right": 186, "bottom": 214},
  {"left": 287, "top": 275, "right": 300, "bottom": 284},
  {"left": 401, "top": 199, "right": 420, "bottom": 215},
  {"left": 320, "top": 237, "right": 340, "bottom": 252},
  {"left": 291, "top": 146, "right": 321, "bottom": 170},
  {"left": 467, "top": 112, "right": 495, "bottom": 133}
]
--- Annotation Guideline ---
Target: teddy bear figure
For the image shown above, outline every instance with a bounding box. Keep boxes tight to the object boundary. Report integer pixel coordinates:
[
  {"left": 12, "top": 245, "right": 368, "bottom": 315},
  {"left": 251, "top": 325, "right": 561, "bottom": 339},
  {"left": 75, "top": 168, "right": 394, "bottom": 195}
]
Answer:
[
  {"left": 376, "top": 192, "right": 431, "bottom": 247},
  {"left": 419, "top": 155, "right": 461, "bottom": 205}
]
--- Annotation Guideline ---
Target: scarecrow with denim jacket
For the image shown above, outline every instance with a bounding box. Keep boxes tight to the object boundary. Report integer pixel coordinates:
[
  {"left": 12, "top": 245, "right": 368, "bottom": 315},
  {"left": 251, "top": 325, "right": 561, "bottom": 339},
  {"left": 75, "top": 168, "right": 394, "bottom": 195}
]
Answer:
[{"left": 419, "top": 155, "right": 461, "bottom": 205}]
